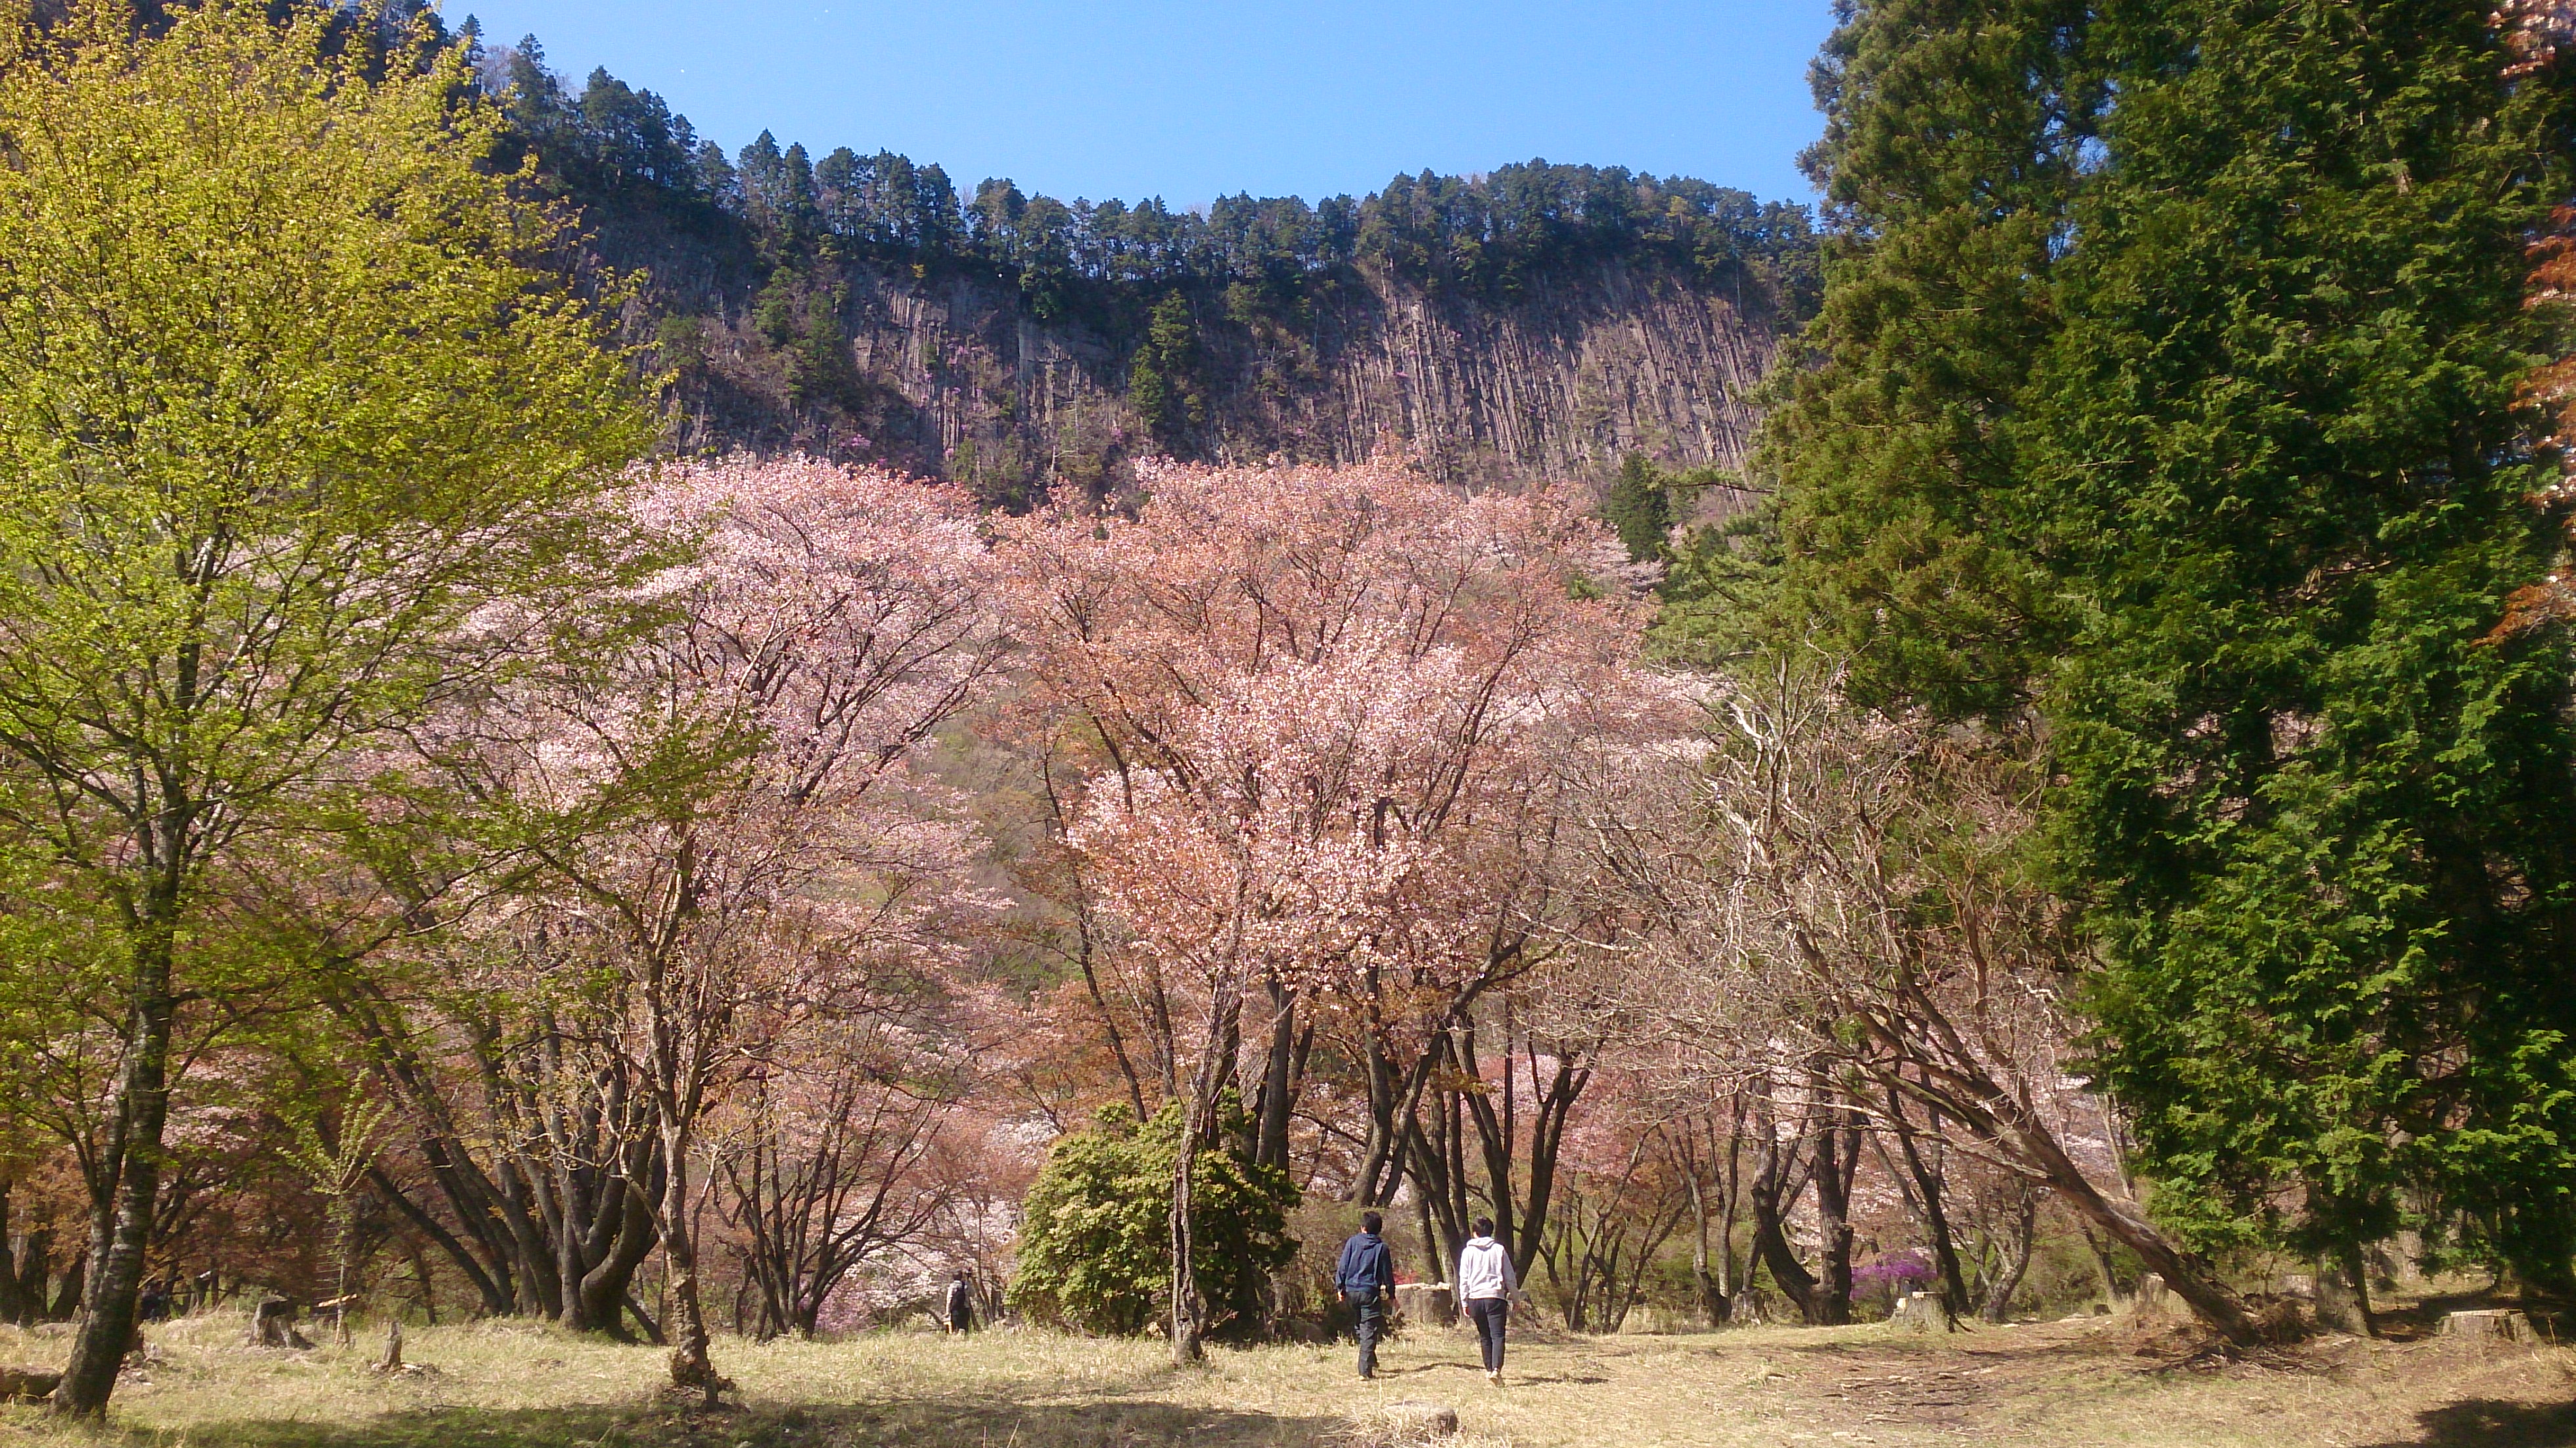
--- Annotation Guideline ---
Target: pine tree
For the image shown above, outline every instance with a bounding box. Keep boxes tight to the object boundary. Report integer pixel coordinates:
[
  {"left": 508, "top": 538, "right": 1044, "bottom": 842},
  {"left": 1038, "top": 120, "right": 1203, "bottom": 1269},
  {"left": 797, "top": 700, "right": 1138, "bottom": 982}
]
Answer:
[{"left": 1128, "top": 292, "right": 1205, "bottom": 447}]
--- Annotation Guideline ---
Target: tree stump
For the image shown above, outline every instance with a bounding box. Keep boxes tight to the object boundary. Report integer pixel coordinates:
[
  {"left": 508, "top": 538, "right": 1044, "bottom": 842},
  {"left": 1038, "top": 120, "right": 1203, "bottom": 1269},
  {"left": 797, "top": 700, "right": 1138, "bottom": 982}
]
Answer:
[
  {"left": 2128, "top": 1273, "right": 2172, "bottom": 1319},
  {"left": 1393, "top": 1282, "right": 1455, "bottom": 1327},
  {"left": 664, "top": 1347, "right": 735, "bottom": 1405},
  {"left": 2441, "top": 1309, "right": 2531, "bottom": 1345},
  {"left": 372, "top": 1318, "right": 403, "bottom": 1374},
  {"left": 1889, "top": 1291, "right": 1944, "bottom": 1332},
  {"left": 249, "top": 1294, "right": 312, "bottom": 1349}
]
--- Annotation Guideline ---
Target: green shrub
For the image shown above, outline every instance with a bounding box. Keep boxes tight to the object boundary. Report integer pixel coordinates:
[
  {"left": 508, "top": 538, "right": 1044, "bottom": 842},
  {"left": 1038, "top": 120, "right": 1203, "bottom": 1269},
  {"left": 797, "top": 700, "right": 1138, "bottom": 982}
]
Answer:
[{"left": 1011, "top": 1098, "right": 1298, "bottom": 1337}]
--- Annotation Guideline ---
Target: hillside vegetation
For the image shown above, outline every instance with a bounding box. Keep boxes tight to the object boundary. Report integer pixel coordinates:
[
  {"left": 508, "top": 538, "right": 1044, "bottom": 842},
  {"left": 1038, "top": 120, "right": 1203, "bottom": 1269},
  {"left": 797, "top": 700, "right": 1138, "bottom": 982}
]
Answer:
[{"left": 487, "top": 32, "right": 1818, "bottom": 498}]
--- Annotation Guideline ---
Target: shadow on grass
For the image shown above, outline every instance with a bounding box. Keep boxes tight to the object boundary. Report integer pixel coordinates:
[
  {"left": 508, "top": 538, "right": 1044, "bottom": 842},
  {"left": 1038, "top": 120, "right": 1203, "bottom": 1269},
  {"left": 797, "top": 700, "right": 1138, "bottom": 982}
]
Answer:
[
  {"left": 110, "top": 1396, "right": 1347, "bottom": 1448},
  {"left": 2353, "top": 1397, "right": 2576, "bottom": 1447}
]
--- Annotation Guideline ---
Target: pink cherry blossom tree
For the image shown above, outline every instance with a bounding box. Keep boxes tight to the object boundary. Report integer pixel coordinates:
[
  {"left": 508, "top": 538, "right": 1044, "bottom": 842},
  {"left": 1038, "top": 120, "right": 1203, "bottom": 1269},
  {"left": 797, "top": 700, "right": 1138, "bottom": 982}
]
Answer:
[
  {"left": 474, "top": 455, "right": 1011, "bottom": 1399},
  {"left": 1000, "top": 458, "right": 1656, "bottom": 1359}
]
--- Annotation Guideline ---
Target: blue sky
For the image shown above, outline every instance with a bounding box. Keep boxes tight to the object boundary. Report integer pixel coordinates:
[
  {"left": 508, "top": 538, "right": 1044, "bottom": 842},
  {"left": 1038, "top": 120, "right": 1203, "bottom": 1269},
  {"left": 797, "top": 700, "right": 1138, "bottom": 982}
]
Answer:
[{"left": 450, "top": 1, "right": 1838, "bottom": 208}]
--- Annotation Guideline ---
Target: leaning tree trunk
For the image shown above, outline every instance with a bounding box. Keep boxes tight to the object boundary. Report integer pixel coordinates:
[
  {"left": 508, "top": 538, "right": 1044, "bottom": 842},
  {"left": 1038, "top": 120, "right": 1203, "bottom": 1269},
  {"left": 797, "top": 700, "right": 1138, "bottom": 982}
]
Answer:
[
  {"left": 1887, "top": 1087, "right": 1971, "bottom": 1326},
  {"left": 1866, "top": 986, "right": 2268, "bottom": 1346},
  {"left": 55, "top": 920, "right": 179, "bottom": 1416},
  {"left": 1981, "top": 1099, "right": 2255, "bottom": 1339}
]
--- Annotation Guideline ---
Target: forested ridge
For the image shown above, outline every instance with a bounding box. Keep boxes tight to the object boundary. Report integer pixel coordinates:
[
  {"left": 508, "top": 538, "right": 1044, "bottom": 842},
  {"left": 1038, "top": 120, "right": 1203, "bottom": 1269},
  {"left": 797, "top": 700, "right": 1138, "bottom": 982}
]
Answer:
[
  {"left": 478, "top": 29, "right": 1819, "bottom": 498},
  {"left": 5, "top": 0, "right": 2576, "bottom": 1434}
]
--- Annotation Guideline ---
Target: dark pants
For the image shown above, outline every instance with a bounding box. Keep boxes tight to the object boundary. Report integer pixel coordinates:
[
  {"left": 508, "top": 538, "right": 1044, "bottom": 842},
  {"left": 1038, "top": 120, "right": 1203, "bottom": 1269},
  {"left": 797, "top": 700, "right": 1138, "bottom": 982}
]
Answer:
[
  {"left": 1347, "top": 1286, "right": 1383, "bottom": 1376},
  {"left": 1467, "top": 1296, "right": 1509, "bottom": 1372}
]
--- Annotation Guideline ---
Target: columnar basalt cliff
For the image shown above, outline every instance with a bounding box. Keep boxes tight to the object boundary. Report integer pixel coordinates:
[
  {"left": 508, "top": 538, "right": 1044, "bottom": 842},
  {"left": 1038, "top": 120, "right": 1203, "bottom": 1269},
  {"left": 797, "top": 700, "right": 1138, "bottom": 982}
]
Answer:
[
  {"left": 512, "top": 51, "right": 1813, "bottom": 502},
  {"left": 639, "top": 252, "right": 1782, "bottom": 500}
]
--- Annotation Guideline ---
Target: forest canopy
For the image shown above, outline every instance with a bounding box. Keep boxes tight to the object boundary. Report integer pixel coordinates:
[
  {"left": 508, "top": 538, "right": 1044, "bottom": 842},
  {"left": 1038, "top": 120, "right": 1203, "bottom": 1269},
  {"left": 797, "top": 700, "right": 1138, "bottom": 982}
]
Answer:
[{"left": 482, "top": 32, "right": 1822, "bottom": 314}]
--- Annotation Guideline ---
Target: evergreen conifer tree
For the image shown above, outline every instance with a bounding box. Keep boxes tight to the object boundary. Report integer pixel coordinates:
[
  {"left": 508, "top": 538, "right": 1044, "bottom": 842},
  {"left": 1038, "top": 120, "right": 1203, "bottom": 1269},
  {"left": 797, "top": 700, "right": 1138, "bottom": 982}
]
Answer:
[
  {"left": 1748, "top": 0, "right": 2576, "bottom": 1305},
  {"left": 1755, "top": 0, "right": 2098, "bottom": 718},
  {"left": 1604, "top": 453, "right": 1676, "bottom": 563},
  {"left": 2024, "top": 1, "right": 2576, "bottom": 1301}
]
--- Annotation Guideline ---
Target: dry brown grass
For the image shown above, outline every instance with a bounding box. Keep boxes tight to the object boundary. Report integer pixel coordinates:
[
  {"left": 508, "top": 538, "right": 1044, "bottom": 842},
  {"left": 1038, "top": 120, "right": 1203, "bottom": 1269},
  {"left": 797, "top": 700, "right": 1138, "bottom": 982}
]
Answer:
[{"left": 0, "top": 1306, "right": 2565, "bottom": 1447}]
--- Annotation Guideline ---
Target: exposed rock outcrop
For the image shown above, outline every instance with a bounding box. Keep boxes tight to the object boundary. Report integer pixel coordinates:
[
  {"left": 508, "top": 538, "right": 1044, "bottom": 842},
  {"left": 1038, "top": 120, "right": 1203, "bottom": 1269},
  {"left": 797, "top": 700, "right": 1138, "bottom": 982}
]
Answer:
[{"left": 593, "top": 196, "right": 1790, "bottom": 499}]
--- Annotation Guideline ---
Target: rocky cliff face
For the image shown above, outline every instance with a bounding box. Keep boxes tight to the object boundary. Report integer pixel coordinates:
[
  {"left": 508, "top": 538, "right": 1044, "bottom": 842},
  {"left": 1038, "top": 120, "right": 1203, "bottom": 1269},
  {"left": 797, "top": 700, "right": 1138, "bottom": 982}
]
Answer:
[{"left": 609, "top": 206, "right": 1789, "bottom": 501}]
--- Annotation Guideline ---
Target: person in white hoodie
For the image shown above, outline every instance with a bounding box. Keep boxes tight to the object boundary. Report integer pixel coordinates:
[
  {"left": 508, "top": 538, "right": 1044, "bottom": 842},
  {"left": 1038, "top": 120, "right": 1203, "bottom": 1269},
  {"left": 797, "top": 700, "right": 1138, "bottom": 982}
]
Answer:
[{"left": 1455, "top": 1217, "right": 1518, "bottom": 1384}]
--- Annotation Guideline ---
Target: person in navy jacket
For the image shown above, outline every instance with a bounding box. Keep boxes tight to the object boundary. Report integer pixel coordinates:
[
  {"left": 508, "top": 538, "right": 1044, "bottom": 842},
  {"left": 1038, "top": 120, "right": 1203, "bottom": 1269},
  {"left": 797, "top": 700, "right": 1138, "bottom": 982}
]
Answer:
[{"left": 1333, "top": 1211, "right": 1397, "bottom": 1379}]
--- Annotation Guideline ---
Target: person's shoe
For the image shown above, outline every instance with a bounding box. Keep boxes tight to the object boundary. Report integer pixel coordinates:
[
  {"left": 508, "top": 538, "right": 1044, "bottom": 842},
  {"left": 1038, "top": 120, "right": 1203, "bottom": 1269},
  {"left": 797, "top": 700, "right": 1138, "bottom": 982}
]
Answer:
[{"left": 1487, "top": 1369, "right": 1503, "bottom": 1386}]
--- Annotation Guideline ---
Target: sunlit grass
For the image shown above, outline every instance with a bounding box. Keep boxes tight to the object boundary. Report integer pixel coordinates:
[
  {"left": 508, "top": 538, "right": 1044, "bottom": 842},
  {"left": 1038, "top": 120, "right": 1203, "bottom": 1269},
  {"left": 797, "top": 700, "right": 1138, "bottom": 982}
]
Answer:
[{"left": 0, "top": 1307, "right": 2567, "bottom": 1446}]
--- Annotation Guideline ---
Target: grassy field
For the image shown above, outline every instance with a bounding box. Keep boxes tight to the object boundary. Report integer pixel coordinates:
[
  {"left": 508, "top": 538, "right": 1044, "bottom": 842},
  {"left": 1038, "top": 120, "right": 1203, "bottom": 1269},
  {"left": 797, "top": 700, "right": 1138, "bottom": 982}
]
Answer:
[{"left": 0, "top": 1307, "right": 2569, "bottom": 1447}]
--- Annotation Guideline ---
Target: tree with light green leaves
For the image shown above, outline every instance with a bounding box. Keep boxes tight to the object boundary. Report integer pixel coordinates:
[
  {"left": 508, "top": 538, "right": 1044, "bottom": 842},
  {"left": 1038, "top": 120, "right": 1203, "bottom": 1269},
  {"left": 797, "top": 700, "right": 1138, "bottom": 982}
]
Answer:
[{"left": 0, "top": 0, "right": 649, "bottom": 1413}]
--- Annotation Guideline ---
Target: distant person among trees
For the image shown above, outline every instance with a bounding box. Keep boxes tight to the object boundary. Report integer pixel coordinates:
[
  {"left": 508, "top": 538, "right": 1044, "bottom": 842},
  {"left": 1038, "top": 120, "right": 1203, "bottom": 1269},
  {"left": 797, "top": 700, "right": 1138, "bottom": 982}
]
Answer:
[
  {"left": 1334, "top": 1211, "right": 1396, "bottom": 1380},
  {"left": 1457, "top": 1219, "right": 1517, "bottom": 1386},
  {"left": 945, "top": 1271, "right": 976, "bottom": 1334}
]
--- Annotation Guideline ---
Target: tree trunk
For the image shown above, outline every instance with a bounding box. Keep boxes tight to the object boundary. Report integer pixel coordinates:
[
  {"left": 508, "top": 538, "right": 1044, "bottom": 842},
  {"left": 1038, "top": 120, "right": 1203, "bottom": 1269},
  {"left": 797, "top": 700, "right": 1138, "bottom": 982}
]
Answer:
[
  {"left": 1885, "top": 1086, "right": 1969, "bottom": 1326},
  {"left": 1168, "top": 1102, "right": 1202, "bottom": 1365},
  {"left": 624, "top": 1292, "right": 665, "bottom": 1345},
  {"left": 579, "top": 1167, "right": 660, "bottom": 1338},
  {"left": 0, "top": 1183, "right": 18, "bottom": 1328},
  {"left": 47, "top": 1254, "right": 82, "bottom": 1323},
  {"left": 371, "top": 1167, "right": 511, "bottom": 1317},
  {"left": 1684, "top": 1164, "right": 1726, "bottom": 1326},
  {"left": 1251, "top": 980, "right": 1299, "bottom": 1173},
  {"left": 1349, "top": 1028, "right": 1407, "bottom": 1204},
  {"left": 55, "top": 924, "right": 179, "bottom": 1416},
  {"left": 1984, "top": 1104, "right": 2255, "bottom": 1339},
  {"left": 1169, "top": 943, "right": 1245, "bottom": 1364},
  {"left": 396, "top": 1230, "right": 438, "bottom": 1325},
  {"left": 2317, "top": 1244, "right": 2374, "bottom": 1337},
  {"left": 1506, "top": 1037, "right": 1586, "bottom": 1282},
  {"left": 1808, "top": 1090, "right": 1858, "bottom": 1326},
  {"left": 337, "top": 988, "right": 528, "bottom": 1317},
  {"left": 658, "top": 1129, "right": 730, "bottom": 1407},
  {"left": 1979, "top": 1186, "right": 2036, "bottom": 1323},
  {"left": 1868, "top": 986, "right": 2269, "bottom": 1345},
  {"left": 1718, "top": 1106, "right": 1745, "bottom": 1312},
  {"left": 334, "top": 1197, "right": 357, "bottom": 1346},
  {"left": 552, "top": 1120, "right": 589, "bottom": 1330},
  {"left": 11, "top": 1226, "right": 50, "bottom": 1326},
  {"left": 1747, "top": 1112, "right": 1818, "bottom": 1317},
  {"left": 1412, "top": 1154, "right": 1444, "bottom": 1291}
]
